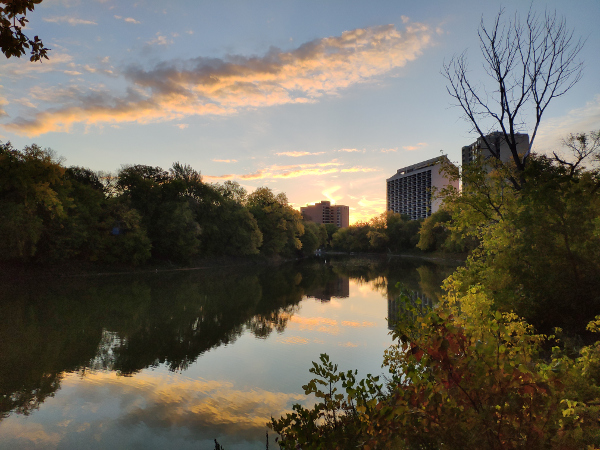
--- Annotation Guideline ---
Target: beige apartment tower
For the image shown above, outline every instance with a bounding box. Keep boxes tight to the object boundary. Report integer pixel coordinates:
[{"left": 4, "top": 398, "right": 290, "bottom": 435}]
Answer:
[
  {"left": 301, "top": 201, "right": 349, "bottom": 228},
  {"left": 386, "top": 156, "right": 458, "bottom": 221},
  {"left": 462, "top": 131, "right": 529, "bottom": 166}
]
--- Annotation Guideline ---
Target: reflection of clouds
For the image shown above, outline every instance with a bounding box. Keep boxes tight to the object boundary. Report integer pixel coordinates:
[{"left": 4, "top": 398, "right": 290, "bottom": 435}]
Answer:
[
  {"left": 286, "top": 316, "right": 376, "bottom": 336},
  {"left": 0, "top": 371, "right": 306, "bottom": 448},
  {"left": 276, "top": 336, "right": 311, "bottom": 345},
  {"left": 289, "top": 316, "right": 340, "bottom": 335},
  {"left": 0, "top": 421, "right": 62, "bottom": 447},
  {"left": 341, "top": 321, "right": 376, "bottom": 328}
]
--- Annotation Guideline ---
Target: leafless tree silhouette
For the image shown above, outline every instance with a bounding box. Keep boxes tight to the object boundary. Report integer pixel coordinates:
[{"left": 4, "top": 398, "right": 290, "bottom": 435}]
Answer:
[{"left": 444, "top": 8, "right": 584, "bottom": 187}]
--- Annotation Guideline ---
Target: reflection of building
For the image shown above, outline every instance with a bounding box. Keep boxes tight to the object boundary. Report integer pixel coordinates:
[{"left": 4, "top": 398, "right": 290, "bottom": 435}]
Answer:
[
  {"left": 462, "top": 132, "right": 529, "bottom": 166},
  {"left": 387, "top": 290, "right": 435, "bottom": 330},
  {"left": 386, "top": 156, "right": 458, "bottom": 221},
  {"left": 301, "top": 201, "right": 350, "bottom": 228},
  {"left": 305, "top": 277, "right": 350, "bottom": 302}
]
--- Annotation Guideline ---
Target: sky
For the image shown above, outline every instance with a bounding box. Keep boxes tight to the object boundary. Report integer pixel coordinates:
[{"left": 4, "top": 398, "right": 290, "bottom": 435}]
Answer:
[{"left": 1, "top": 0, "right": 599, "bottom": 224}]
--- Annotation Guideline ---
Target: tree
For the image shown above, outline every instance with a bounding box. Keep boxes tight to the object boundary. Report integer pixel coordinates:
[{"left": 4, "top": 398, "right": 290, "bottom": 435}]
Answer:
[
  {"left": 1, "top": 0, "right": 49, "bottom": 61},
  {"left": 440, "top": 132, "right": 600, "bottom": 335},
  {"left": 444, "top": 8, "right": 584, "bottom": 188},
  {"left": 246, "top": 187, "right": 304, "bottom": 256},
  {"left": 0, "top": 143, "right": 67, "bottom": 261}
]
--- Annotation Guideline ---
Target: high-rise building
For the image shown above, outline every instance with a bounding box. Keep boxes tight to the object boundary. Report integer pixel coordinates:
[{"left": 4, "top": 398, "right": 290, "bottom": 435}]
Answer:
[
  {"left": 386, "top": 156, "right": 458, "bottom": 220},
  {"left": 301, "top": 201, "right": 349, "bottom": 228},
  {"left": 462, "top": 132, "right": 529, "bottom": 166}
]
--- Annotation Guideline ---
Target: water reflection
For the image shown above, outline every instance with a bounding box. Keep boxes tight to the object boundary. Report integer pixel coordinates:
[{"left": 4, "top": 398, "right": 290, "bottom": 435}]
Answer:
[{"left": 0, "top": 256, "right": 456, "bottom": 447}]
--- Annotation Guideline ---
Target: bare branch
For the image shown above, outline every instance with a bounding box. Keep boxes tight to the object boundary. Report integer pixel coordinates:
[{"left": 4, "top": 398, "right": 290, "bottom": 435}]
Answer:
[{"left": 443, "top": 8, "right": 584, "bottom": 179}]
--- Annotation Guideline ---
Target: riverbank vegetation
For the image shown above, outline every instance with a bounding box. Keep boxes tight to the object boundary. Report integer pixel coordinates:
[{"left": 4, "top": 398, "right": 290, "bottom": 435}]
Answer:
[
  {"left": 0, "top": 142, "right": 330, "bottom": 266},
  {"left": 0, "top": 140, "right": 466, "bottom": 270},
  {"left": 270, "top": 133, "right": 600, "bottom": 448}
]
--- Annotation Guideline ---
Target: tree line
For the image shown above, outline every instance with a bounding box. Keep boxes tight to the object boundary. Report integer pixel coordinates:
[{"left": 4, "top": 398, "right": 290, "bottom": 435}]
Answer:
[
  {"left": 0, "top": 142, "right": 337, "bottom": 266},
  {"left": 0, "top": 141, "right": 474, "bottom": 268}
]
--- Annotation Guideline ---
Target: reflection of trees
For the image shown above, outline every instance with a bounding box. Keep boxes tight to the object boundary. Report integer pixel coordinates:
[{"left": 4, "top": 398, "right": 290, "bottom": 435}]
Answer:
[
  {"left": 0, "top": 278, "right": 105, "bottom": 419},
  {"left": 0, "top": 257, "right": 456, "bottom": 420},
  {"left": 247, "top": 304, "right": 300, "bottom": 339}
]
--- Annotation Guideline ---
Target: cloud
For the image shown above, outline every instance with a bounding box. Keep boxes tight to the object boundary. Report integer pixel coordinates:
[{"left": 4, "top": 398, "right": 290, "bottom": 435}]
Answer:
[
  {"left": 175, "top": 123, "right": 188, "bottom": 129},
  {"left": 0, "top": 95, "right": 8, "bottom": 118},
  {"left": 2, "top": 53, "right": 75, "bottom": 78},
  {"left": 381, "top": 147, "right": 398, "bottom": 153},
  {"left": 402, "top": 142, "right": 427, "bottom": 151},
  {"left": 205, "top": 160, "right": 381, "bottom": 183},
  {"left": 534, "top": 95, "right": 600, "bottom": 154},
  {"left": 206, "top": 160, "right": 344, "bottom": 181},
  {"left": 212, "top": 159, "right": 237, "bottom": 163},
  {"left": 43, "top": 16, "right": 97, "bottom": 25},
  {"left": 146, "top": 32, "right": 173, "bottom": 46},
  {"left": 114, "top": 15, "right": 140, "bottom": 24},
  {"left": 322, "top": 185, "right": 341, "bottom": 203},
  {"left": 4, "top": 23, "right": 433, "bottom": 136},
  {"left": 276, "top": 151, "right": 325, "bottom": 157},
  {"left": 340, "top": 167, "right": 378, "bottom": 173},
  {"left": 337, "top": 148, "right": 361, "bottom": 153}
]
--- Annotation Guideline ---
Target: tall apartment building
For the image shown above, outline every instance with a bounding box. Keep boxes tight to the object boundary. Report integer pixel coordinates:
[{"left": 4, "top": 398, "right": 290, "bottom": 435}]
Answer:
[
  {"left": 386, "top": 156, "right": 458, "bottom": 221},
  {"left": 301, "top": 201, "right": 350, "bottom": 228},
  {"left": 462, "top": 132, "right": 529, "bottom": 166}
]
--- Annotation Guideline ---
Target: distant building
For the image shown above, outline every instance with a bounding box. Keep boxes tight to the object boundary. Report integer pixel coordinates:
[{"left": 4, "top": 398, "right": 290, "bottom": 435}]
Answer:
[
  {"left": 462, "top": 132, "right": 529, "bottom": 167},
  {"left": 305, "top": 277, "right": 350, "bottom": 302},
  {"left": 301, "top": 201, "right": 349, "bottom": 228},
  {"left": 386, "top": 156, "right": 458, "bottom": 221}
]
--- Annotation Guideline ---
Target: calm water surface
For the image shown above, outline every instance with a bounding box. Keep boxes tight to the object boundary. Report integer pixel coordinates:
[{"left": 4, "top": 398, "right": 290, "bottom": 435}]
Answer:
[{"left": 0, "top": 256, "right": 455, "bottom": 449}]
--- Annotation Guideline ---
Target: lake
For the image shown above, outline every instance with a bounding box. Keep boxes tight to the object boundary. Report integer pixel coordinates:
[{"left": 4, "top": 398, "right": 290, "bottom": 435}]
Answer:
[{"left": 0, "top": 256, "right": 456, "bottom": 449}]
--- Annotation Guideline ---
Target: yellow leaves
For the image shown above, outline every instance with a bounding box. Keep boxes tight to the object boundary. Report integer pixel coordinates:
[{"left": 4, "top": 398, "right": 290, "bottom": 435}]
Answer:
[{"left": 586, "top": 315, "right": 600, "bottom": 333}]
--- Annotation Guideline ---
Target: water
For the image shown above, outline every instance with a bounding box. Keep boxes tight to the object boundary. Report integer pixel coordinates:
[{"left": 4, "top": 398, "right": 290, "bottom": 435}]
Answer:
[{"left": 0, "top": 256, "right": 456, "bottom": 449}]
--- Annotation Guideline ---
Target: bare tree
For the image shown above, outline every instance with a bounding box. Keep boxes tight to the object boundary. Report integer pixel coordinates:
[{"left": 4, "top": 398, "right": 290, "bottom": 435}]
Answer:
[
  {"left": 553, "top": 130, "right": 600, "bottom": 176},
  {"left": 444, "top": 8, "right": 584, "bottom": 187}
]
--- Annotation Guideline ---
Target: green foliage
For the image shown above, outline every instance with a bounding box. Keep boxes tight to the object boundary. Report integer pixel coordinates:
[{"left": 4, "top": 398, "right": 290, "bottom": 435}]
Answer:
[
  {"left": 0, "top": 143, "right": 67, "bottom": 260},
  {"left": 272, "top": 290, "right": 600, "bottom": 449},
  {"left": 417, "top": 209, "right": 476, "bottom": 253},
  {"left": 270, "top": 353, "right": 383, "bottom": 449},
  {"left": 441, "top": 138, "right": 600, "bottom": 335},
  {"left": 0, "top": 0, "right": 49, "bottom": 61},
  {"left": 299, "top": 221, "right": 324, "bottom": 255},
  {"left": 246, "top": 187, "right": 304, "bottom": 256},
  {"left": 330, "top": 212, "right": 422, "bottom": 254}
]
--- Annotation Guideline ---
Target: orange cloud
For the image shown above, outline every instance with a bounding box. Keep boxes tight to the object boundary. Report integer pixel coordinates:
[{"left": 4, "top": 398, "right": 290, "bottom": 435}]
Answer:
[
  {"left": 322, "top": 185, "right": 342, "bottom": 204},
  {"left": 212, "top": 159, "right": 238, "bottom": 163},
  {"left": 341, "top": 167, "right": 379, "bottom": 173},
  {"left": 1, "top": 371, "right": 309, "bottom": 447},
  {"left": 276, "top": 336, "right": 311, "bottom": 345},
  {"left": 341, "top": 321, "right": 377, "bottom": 328},
  {"left": 206, "top": 160, "right": 348, "bottom": 181},
  {"left": 403, "top": 142, "right": 427, "bottom": 151},
  {"left": 4, "top": 23, "right": 433, "bottom": 136}
]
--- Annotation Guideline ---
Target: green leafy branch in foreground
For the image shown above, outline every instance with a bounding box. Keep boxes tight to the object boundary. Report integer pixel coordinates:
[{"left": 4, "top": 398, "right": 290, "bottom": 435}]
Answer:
[{"left": 270, "top": 289, "right": 600, "bottom": 449}]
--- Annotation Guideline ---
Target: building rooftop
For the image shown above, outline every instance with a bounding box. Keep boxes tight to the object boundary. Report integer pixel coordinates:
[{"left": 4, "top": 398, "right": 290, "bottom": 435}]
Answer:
[{"left": 388, "top": 156, "right": 448, "bottom": 180}]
